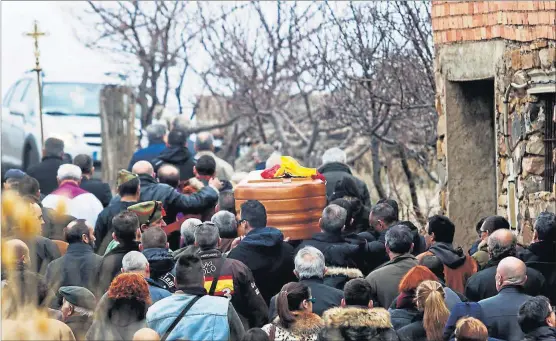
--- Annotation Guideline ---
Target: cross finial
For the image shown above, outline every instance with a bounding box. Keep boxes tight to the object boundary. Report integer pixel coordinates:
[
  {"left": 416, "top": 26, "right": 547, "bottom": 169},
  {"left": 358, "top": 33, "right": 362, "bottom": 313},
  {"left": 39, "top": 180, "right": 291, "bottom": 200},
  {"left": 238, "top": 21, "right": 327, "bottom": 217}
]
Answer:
[{"left": 24, "top": 20, "right": 48, "bottom": 70}]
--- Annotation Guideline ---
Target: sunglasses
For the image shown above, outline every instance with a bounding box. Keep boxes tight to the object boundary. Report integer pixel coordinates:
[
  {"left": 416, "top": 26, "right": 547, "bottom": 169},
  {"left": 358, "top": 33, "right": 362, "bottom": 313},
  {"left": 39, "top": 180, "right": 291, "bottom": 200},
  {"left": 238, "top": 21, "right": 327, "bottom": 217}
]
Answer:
[{"left": 306, "top": 297, "right": 316, "bottom": 304}]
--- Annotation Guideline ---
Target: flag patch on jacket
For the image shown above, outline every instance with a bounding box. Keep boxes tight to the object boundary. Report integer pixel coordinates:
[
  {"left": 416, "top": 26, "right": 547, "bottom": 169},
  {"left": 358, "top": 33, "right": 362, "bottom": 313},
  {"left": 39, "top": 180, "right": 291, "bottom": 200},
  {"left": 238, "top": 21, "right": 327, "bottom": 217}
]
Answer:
[{"left": 204, "top": 275, "right": 234, "bottom": 299}]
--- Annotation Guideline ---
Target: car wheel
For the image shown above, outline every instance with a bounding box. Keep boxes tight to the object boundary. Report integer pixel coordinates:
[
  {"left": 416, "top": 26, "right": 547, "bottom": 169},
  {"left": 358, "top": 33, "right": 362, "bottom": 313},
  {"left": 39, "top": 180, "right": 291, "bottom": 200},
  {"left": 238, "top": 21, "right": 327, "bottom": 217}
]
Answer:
[{"left": 23, "top": 142, "right": 40, "bottom": 171}]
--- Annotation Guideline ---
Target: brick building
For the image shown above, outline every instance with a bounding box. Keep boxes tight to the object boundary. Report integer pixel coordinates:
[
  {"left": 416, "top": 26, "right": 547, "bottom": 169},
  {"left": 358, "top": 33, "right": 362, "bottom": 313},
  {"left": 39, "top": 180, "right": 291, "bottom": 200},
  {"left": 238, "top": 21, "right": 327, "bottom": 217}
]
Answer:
[{"left": 432, "top": 1, "right": 556, "bottom": 246}]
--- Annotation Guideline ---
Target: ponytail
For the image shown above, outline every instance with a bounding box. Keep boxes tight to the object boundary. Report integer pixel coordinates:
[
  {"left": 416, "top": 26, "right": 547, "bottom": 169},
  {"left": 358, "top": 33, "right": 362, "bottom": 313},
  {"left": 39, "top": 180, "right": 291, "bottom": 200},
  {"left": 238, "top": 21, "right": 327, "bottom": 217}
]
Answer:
[
  {"left": 415, "top": 280, "right": 449, "bottom": 341},
  {"left": 275, "top": 282, "right": 310, "bottom": 329}
]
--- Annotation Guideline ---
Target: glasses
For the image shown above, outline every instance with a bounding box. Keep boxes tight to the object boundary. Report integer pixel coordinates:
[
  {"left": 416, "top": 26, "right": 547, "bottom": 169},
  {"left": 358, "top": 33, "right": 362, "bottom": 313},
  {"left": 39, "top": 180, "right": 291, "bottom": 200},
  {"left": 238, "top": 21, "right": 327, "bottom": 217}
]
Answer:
[{"left": 306, "top": 297, "right": 316, "bottom": 304}]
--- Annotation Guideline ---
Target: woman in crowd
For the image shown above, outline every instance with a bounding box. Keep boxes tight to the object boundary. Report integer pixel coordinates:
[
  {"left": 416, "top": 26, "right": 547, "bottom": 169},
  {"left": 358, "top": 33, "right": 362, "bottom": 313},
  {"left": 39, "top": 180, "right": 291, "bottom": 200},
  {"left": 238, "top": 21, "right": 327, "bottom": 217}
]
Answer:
[
  {"left": 389, "top": 266, "right": 460, "bottom": 330},
  {"left": 86, "top": 273, "right": 151, "bottom": 341},
  {"left": 397, "top": 280, "right": 450, "bottom": 341},
  {"left": 454, "top": 317, "right": 489, "bottom": 341},
  {"left": 261, "top": 282, "right": 324, "bottom": 341}
]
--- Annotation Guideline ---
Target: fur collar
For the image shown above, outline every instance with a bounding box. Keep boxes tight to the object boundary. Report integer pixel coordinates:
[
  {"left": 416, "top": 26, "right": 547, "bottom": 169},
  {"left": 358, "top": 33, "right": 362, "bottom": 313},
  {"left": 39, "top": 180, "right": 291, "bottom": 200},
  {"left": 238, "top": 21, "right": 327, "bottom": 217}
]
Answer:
[
  {"left": 323, "top": 307, "right": 392, "bottom": 329},
  {"left": 324, "top": 267, "right": 363, "bottom": 279},
  {"left": 274, "top": 311, "right": 324, "bottom": 336}
]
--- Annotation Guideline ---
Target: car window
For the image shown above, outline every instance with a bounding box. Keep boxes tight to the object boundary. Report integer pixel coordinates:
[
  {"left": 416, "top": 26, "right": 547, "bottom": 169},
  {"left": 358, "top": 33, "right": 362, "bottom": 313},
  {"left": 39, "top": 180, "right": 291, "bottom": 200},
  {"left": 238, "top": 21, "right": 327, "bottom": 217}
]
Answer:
[
  {"left": 10, "top": 80, "right": 31, "bottom": 106},
  {"left": 42, "top": 83, "right": 104, "bottom": 116},
  {"left": 23, "top": 82, "right": 37, "bottom": 115},
  {"left": 3, "top": 83, "right": 16, "bottom": 106}
]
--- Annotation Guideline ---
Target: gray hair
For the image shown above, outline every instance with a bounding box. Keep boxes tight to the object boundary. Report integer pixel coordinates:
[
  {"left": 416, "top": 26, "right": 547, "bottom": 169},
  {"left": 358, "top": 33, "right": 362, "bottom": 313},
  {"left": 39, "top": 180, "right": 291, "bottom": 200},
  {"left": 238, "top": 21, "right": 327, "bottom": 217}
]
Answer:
[
  {"left": 385, "top": 225, "right": 413, "bottom": 254},
  {"left": 122, "top": 251, "right": 149, "bottom": 272},
  {"left": 62, "top": 299, "right": 93, "bottom": 318},
  {"left": 321, "top": 204, "right": 347, "bottom": 234},
  {"left": 488, "top": 230, "right": 517, "bottom": 260},
  {"left": 295, "top": 246, "right": 325, "bottom": 279},
  {"left": 146, "top": 123, "right": 167, "bottom": 141},
  {"left": 195, "top": 132, "right": 214, "bottom": 151},
  {"left": 322, "top": 147, "right": 347, "bottom": 165},
  {"left": 57, "top": 164, "right": 82, "bottom": 181},
  {"left": 44, "top": 137, "right": 64, "bottom": 157},
  {"left": 181, "top": 218, "right": 202, "bottom": 246},
  {"left": 211, "top": 211, "right": 237, "bottom": 239},
  {"left": 194, "top": 222, "right": 220, "bottom": 250}
]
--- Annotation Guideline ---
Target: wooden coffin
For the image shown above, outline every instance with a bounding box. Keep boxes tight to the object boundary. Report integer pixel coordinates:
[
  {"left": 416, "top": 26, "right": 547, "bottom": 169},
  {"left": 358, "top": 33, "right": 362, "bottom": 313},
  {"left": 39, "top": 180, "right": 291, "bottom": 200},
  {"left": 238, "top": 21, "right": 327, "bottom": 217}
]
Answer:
[{"left": 234, "top": 177, "right": 326, "bottom": 240}]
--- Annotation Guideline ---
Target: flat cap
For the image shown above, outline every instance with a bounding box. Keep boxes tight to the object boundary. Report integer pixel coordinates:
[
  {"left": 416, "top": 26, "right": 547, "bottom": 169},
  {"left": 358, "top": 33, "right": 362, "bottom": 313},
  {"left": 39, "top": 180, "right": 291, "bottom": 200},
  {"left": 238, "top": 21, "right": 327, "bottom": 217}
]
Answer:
[
  {"left": 127, "top": 200, "right": 165, "bottom": 226},
  {"left": 59, "top": 286, "right": 96, "bottom": 310}
]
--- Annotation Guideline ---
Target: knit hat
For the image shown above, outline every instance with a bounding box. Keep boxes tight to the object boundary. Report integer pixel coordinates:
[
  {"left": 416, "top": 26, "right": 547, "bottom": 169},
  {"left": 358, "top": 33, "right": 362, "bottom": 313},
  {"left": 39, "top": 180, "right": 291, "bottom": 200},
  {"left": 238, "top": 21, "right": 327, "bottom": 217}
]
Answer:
[
  {"left": 116, "top": 169, "right": 138, "bottom": 188},
  {"left": 127, "top": 201, "right": 165, "bottom": 226}
]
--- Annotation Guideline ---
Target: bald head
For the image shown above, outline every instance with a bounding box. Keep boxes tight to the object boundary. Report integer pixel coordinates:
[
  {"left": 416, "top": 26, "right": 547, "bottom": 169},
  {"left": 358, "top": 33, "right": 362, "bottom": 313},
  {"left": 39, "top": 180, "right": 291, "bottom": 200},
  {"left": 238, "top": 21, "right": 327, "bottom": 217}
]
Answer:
[
  {"left": 132, "top": 328, "right": 160, "bottom": 341},
  {"left": 132, "top": 161, "right": 154, "bottom": 176},
  {"left": 488, "top": 228, "right": 517, "bottom": 260},
  {"left": 5, "top": 239, "right": 30, "bottom": 264},
  {"left": 496, "top": 256, "right": 527, "bottom": 290},
  {"left": 195, "top": 132, "right": 214, "bottom": 152},
  {"left": 157, "top": 164, "right": 180, "bottom": 188}
]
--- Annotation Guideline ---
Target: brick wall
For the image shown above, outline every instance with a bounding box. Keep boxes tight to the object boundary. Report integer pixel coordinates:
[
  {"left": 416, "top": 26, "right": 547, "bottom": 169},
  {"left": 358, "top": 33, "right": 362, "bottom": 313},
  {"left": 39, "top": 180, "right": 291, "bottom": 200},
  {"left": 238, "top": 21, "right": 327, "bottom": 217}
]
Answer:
[{"left": 432, "top": 1, "right": 556, "bottom": 45}]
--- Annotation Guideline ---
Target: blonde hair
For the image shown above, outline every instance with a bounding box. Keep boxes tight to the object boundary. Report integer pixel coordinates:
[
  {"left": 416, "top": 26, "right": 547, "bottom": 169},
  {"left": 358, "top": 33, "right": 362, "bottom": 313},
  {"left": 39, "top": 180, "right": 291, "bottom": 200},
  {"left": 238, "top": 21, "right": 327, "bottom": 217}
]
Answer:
[
  {"left": 415, "top": 280, "right": 450, "bottom": 341},
  {"left": 455, "top": 317, "right": 488, "bottom": 341}
]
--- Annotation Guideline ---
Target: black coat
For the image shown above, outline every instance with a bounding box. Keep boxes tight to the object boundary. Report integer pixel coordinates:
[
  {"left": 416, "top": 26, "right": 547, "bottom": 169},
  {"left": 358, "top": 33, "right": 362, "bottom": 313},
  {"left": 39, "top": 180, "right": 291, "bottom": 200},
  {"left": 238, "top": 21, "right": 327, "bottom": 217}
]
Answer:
[
  {"left": 27, "top": 156, "right": 65, "bottom": 195},
  {"left": 298, "top": 232, "right": 386, "bottom": 275},
  {"left": 110, "top": 174, "right": 218, "bottom": 224},
  {"left": 152, "top": 146, "right": 195, "bottom": 181},
  {"left": 523, "top": 326, "right": 556, "bottom": 341},
  {"left": 228, "top": 227, "right": 296, "bottom": 304},
  {"left": 80, "top": 177, "right": 112, "bottom": 208},
  {"left": 396, "top": 313, "right": 426, "bottom": 341},
  {"left": 45, "top": 243, "right": 102, "bottom": 305},
  {"left": 318, "top": 162, "right": 371, "bottom": 207},
  {"left": 94, "top": 201, "right": 138, "bottom": 255},
  {"left": 142, "top": 247, "right": 176, "bottom": 292},
  {"left": 389, "top": 308, "right": 420, "bottom": 331},
  {"left": 519, "top": 241, "right": 556, "bottom": 304},
  {"left": 268, "top": 277, "right": 343, "bottom": 320},
  {"left": 478, "top": 285, "right": 532, "bottom": 341},
  {"left": 464, "top": 259, "right": 545, "bottom": 302},
  {"left": 33, "top": 235, "right": 61, "bottom": 275},
  {"left": 96, "top": 242, "right": 140, "bottom": 296}
]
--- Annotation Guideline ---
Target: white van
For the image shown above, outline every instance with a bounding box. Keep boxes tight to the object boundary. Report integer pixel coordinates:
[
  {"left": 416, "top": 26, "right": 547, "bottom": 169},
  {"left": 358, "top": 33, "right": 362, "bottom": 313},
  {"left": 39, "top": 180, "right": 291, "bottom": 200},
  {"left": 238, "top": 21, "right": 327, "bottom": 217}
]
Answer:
[{"left": 1, "top": 75, "right": 144, "bottom": 171}]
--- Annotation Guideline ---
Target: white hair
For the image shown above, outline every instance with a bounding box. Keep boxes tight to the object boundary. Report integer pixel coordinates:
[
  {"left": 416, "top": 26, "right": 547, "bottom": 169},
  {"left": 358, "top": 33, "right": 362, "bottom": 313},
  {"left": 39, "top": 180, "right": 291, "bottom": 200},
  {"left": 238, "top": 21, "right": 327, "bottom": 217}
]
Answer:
[
  {"left": 322, "top": 147, "right": 347, "bottom": 165},
  {"left": 294, "top": 246, "right": 326, "bottom": 279},
  {"left": 62, "top": 299, "right": 93, "bottom": 318},
  {"left": 265, "top": 152, "right": 282, "bottom": 169},
  {"left": 122, "top": 251, "right": 149, "bottom": 272},
  {"left": 181, "top": 218, "right": 202, "bottom": 246},
  {"left": 57, "top": 164, "right": 82, "bottom": 181}
]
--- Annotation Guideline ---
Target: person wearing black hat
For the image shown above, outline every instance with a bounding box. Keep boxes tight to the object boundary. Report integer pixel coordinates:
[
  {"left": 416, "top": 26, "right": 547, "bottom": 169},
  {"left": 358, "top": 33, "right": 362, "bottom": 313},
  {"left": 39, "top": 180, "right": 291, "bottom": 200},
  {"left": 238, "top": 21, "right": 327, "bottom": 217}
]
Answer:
[
  {"left": 152, "top": 128, "right": 196, "bottom": 181},
  {"left": 59, "top": 286, "right": 96, "bottom": 341}
]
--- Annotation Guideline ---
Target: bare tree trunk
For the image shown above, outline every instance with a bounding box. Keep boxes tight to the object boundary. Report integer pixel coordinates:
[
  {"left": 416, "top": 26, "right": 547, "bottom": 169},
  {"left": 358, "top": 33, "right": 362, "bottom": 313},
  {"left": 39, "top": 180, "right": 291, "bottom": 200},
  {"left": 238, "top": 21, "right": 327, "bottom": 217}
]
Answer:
[
  {"left": 371, "top": 137, "right": 387, "bottom": 200},
  {"left": 100, "top": 85, "right": 136, "bottom": 191},
  {"left": 399, "top": 146, "right": 425, "bottom": 225}
]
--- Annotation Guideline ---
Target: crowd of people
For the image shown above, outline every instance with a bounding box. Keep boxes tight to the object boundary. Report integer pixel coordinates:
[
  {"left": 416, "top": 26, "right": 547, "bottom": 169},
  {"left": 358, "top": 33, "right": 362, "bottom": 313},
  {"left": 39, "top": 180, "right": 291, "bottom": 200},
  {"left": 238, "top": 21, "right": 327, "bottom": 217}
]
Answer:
[{"left": 1, "top": 117, "right": 556, "bottom": 341}]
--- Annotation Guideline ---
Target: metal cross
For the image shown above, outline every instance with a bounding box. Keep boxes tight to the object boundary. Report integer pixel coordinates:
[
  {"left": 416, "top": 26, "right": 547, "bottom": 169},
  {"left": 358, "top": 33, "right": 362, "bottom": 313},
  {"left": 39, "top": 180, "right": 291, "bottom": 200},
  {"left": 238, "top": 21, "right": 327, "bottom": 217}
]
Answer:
[{"left": 24, "top": 20, "right": 48, "bottom": 71}]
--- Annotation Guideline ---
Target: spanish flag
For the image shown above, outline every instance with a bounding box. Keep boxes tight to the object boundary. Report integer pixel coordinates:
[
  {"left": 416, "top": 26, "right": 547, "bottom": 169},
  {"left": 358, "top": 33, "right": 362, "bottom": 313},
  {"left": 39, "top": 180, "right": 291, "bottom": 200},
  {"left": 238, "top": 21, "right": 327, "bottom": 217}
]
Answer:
[{"left": 204, "top": 275, "right": 235, "bottom": 299}]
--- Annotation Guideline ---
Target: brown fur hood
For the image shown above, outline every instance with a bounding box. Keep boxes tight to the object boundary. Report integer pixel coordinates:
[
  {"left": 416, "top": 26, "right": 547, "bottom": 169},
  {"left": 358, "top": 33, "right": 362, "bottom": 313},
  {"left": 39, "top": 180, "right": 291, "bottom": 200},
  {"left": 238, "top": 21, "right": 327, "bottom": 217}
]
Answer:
[
  {"left": 322, "top": 307, "right": 392, "bottom": 329},
  {"left": 273, "top": 311, "right": 324, "bottom": 336},
  {"left": 324, "top": 267, "right": 363, "bottom": 279}
]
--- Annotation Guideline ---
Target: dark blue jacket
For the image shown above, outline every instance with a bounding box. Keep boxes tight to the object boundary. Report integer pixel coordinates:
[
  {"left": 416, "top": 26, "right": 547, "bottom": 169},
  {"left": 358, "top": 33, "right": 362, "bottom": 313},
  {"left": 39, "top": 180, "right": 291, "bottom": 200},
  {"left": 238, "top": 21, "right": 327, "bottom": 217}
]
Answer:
[
  {"left": 146, "top": 277, "right": 171, "bottom": 304},
  {"left": 127, "top": 142, "right": 166, "bottom": 170},
  {"left": 143, "top": 248, "right": 176, "bottom": 292},
  {"left": 228, "top": 227, "right": 296, "bottom": 304},
  {"left": 479, "top": 285, "right": 532, "bottom": 341}
]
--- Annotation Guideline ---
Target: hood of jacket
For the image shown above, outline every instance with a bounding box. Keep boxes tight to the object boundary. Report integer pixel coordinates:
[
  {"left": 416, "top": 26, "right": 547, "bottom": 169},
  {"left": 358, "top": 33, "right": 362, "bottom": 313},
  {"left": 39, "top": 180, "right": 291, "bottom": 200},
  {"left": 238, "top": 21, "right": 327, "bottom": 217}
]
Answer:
[
  {"left": 274, "top": 311, "right": 324, "bottom": 337},
  {"left": 324, "top": 266, "right": 363, "bottom": 279},
  {"left": 242, "top": 227, "right": 284, "bottom": 248},
  {"left": 318, "top": 162, "right": 352, "bottom": 175},
  {"left": 156, "top": 146, "right": 193, "bottom": 165},
  {"left": 429, "top": 242, "right": 467, "bottom": 269},
  {"left": 143, "top": 248, "right": 174, "bottom": 273},
  {"left": 322, "top": 307, "right": 399, "bottom": 341}
]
